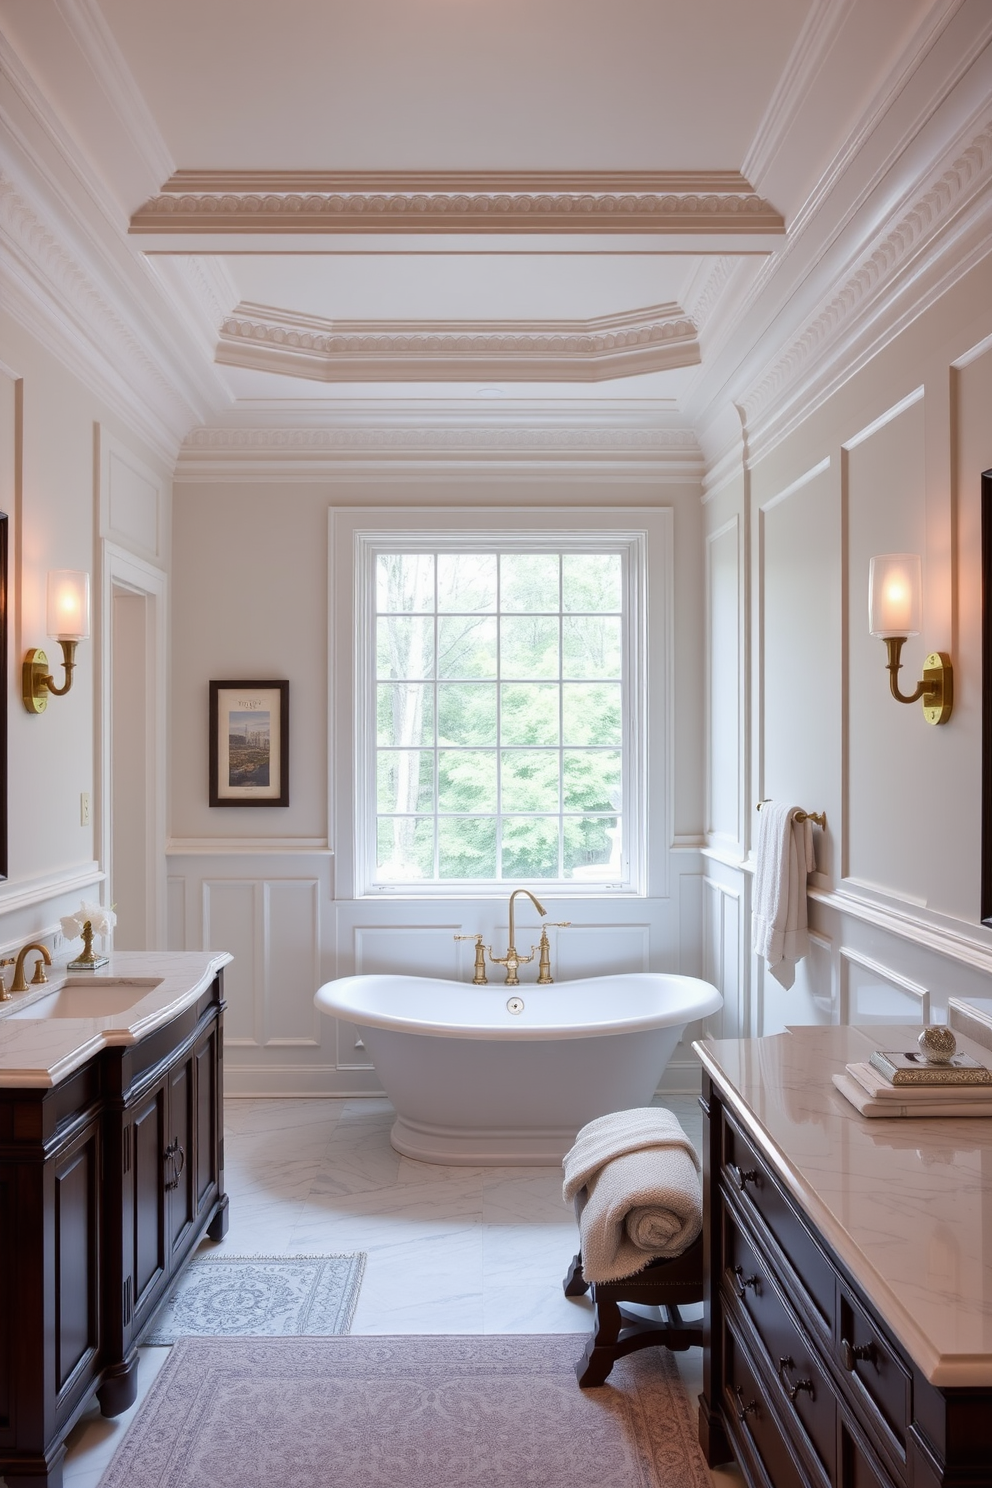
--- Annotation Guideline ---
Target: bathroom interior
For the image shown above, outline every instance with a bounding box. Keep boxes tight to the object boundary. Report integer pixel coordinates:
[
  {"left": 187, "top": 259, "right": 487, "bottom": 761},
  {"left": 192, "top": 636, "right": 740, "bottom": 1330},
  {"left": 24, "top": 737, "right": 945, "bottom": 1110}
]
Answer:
[{"left": 2, "top": 0, "right": 992, "bottom": 1484}]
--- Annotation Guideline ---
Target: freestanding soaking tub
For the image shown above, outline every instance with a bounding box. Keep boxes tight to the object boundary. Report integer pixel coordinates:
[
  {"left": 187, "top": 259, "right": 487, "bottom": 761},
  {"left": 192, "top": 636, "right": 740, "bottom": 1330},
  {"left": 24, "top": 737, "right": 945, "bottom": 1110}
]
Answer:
[{"left": 314, "top": 972, "right": 723, "bottom": 1164}]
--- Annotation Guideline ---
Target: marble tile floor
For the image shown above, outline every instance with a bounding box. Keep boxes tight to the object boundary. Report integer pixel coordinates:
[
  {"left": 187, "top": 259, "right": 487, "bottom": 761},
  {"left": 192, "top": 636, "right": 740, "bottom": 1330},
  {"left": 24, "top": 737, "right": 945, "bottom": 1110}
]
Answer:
[{"left": 56, "top": 1094, "right": 742, "bottom": 1488}]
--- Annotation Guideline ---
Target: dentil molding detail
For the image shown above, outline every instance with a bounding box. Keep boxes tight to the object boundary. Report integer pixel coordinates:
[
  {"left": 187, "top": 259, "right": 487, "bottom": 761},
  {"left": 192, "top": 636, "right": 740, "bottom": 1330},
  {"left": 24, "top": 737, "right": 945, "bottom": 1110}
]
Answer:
[
  {"left": 740, "top": 118, "right": 992, "bottom": 438},
  {"left": 184, "top": 423, "right": 700, "bottom": 451},
  {"left": 131, "top": 171, "right": 784, "bottom": 236},
  {"left": 215, "top": 301, "right": 700, "bottom": 382}
]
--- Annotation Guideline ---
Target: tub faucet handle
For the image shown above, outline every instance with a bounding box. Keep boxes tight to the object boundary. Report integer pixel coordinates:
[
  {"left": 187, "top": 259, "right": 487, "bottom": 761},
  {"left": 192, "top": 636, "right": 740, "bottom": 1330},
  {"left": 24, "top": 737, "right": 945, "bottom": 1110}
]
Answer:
[
  {"left": 454, "top": 934, "right": 489, "bottom": 985},
  {"left": 536, "top": 922, "right": 571, "bottom": 984}
]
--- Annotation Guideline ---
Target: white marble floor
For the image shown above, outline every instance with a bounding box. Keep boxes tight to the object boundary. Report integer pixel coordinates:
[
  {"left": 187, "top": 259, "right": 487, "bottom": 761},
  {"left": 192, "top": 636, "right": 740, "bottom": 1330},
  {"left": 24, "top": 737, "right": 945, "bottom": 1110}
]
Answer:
[{"left": 57, "top": 1094, "right": 742, "bottom": 1488}]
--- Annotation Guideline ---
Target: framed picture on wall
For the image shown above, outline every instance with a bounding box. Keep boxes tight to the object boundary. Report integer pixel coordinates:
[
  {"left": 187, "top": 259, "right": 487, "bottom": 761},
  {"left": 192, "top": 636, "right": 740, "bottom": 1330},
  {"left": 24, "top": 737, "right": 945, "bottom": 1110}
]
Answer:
[{"left": 209, "top": 680, "right": 289, "bottom": 807}]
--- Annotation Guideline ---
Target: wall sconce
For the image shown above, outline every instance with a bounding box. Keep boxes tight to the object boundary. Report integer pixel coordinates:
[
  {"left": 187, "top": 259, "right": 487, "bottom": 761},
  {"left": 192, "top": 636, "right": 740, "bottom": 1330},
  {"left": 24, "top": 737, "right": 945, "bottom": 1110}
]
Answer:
[
  {"left": 22, "top": 570, "right": 90, "bottom": 714},
  {"left": 868, "top": 553, "right": 952, "bottom": 725}
]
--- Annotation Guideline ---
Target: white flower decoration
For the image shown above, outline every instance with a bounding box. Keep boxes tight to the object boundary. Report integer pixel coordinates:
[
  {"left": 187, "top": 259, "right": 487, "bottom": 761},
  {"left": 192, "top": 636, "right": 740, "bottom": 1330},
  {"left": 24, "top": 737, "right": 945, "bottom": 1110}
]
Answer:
[{"left": 61, "top": 901, "right": 117, "bottom": 940}]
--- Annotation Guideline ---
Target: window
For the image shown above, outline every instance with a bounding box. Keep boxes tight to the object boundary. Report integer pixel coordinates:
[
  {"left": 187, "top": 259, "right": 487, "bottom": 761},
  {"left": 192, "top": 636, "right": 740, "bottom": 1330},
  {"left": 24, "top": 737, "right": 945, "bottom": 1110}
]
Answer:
[{"left": 355, "top": 529, "right": 648, "bottom": 892}]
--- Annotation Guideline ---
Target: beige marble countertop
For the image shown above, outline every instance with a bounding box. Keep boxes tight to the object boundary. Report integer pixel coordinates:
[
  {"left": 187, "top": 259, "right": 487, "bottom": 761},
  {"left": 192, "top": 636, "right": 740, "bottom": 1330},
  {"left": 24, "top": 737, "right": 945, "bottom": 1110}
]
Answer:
[
  {"left": 695, "top": 1021, "right": 992, "bottom": 1388},
  {"left": 0, "top": 950, "right": 232, "bottom": 1089}
]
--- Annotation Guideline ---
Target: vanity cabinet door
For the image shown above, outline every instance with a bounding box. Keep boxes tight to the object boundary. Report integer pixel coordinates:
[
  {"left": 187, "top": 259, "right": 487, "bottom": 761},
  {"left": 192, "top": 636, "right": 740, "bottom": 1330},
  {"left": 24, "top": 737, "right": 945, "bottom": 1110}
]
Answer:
[
  {"left": 192, "top": 1020, "right": 220, "bottom": 1221},
  {"left": 128, "top": 1077, "right": 167, "bottom": 1319},
  {"left": 53, "top": 1119, "right": 101, "bottom": 1401},
  {"left": 165, "top": 1051, "right": 195, "bottom": 1260}
]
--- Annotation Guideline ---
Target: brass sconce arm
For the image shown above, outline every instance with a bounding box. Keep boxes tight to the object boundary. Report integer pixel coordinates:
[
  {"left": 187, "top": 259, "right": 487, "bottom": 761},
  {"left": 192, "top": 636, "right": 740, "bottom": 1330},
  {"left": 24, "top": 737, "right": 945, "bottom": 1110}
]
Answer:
[
  {"left": 23, "top": 641, "right": 78, "bottom": 712},
  {"left": 882, "top": 637, "right": 953, "bottom": 724}
]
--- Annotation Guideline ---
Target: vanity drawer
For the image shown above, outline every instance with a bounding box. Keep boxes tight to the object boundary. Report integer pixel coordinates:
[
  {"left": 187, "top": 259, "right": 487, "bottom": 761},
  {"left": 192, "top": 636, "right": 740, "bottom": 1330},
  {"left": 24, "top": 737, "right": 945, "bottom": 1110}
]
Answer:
[
  {"left": 724, "top": 1212, "right": 836, "bottom": 1482},
  {"left": 721, "top": 1109, "right": 835, "bottom": 1334},
  {"left": 723, "top": 1317, "right": 809, "bottom": 1488},
  {"left": 836, "top": 1285, "right": 911, "bottom": 1463}
]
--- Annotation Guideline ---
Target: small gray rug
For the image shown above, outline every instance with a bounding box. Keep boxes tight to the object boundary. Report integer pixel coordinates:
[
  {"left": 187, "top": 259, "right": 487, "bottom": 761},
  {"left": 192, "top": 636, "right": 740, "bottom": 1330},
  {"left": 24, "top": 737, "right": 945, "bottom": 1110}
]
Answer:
[
  {"left": 140, "top": 1254, "right": 365, "bottom": 1344},
  {"left": 99, "top": 1335, "right": 711, "bottom": 1488}
]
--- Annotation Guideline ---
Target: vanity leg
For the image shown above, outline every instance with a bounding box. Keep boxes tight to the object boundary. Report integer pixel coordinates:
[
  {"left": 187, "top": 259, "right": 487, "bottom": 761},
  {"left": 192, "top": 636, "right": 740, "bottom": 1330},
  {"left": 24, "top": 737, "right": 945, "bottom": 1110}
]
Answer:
[
  {"left": 97, "top": 1353, "right": 138, "bottom": 1417},
  {"left": 3, "top": 1449, "right": 64, "bottom": 1488},
  {"left": 206, "top": 1192, "right": 229, "bottom": 1242}
]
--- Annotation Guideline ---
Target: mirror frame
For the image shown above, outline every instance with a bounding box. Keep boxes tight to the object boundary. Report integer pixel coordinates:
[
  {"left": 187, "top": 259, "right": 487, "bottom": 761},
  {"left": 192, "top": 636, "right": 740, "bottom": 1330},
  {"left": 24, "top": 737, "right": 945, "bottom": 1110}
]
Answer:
[
  {"left": 982, "top": 471, "right": 992, "bottom": 925},
  {"left": 0, "top": 511, "right": 6, "bottom": 881}
]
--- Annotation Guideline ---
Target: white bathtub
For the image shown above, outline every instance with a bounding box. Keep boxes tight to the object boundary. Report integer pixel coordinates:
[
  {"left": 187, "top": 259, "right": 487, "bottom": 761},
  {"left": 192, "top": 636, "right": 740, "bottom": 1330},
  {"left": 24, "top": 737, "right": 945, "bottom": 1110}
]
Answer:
[{"left": 313, "top": 972, "right": 722, "bottom": 1165}]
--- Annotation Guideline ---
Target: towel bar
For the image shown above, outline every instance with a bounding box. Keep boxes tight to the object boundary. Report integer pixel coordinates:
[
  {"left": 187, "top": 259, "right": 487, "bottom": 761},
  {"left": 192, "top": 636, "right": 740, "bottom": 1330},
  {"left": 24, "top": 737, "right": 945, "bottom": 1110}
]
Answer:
[{"left": 756, "top": 800, "right": 826, "bottom": 829}]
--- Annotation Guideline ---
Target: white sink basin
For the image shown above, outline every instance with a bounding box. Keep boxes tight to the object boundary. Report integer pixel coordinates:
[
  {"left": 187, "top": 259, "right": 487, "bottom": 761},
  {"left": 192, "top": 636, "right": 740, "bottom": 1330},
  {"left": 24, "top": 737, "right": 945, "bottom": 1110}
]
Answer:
[{"left": 5, "top": 977, "right": 163, "bottom": 1019}]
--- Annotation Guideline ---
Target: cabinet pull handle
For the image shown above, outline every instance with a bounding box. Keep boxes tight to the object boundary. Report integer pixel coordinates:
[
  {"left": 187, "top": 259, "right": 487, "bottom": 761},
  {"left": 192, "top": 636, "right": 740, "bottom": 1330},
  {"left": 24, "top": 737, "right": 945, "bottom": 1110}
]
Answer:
[
  {"left": 163, "top": 1139, "right": 185, "bottom": 1191},
  {"left": 733, "top": 1165, "right": 759, "bottom": 1190},
  {"left": 840, "top": 1338, "right": 875, "bottom": 1372},
  {"left": 778, "top": 1356, "right": 815, "bottom": 1403},
  {"left": 735, "top": 1385, "right": 758, "bottom": 1423},
  {"left": 732, "top": 1265, "right": 759, "bottom": 1300}
]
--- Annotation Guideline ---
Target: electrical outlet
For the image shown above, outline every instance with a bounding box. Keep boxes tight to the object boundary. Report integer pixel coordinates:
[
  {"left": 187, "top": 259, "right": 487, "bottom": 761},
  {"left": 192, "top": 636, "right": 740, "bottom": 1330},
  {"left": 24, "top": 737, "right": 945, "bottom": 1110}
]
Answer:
[{"left": 80, "top": 791, "right": 90, "bottom": 826}]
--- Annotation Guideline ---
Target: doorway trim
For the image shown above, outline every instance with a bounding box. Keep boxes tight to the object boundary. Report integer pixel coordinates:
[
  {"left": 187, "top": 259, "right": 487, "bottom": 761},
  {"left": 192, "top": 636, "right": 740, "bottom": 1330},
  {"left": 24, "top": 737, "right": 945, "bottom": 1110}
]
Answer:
[{"left": 99, "top": 541, "right": 168, "bottom": 947}]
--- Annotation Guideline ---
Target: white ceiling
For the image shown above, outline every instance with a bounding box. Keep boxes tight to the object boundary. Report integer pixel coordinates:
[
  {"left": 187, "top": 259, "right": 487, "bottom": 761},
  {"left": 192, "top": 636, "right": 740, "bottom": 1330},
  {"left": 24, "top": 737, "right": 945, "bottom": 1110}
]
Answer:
[{"left": 0, "top": 0, "right": 955, "bottom": 429}]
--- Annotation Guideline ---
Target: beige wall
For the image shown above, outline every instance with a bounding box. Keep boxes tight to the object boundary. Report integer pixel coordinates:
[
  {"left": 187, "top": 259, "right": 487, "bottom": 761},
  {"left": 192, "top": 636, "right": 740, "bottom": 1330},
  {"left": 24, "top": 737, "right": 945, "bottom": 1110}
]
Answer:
[
  {"left": 0, "top": 311, "right": 171, "bottom": 956},
  {"left": 168, "top": 473, "right": 709, "bottom": 1093}
]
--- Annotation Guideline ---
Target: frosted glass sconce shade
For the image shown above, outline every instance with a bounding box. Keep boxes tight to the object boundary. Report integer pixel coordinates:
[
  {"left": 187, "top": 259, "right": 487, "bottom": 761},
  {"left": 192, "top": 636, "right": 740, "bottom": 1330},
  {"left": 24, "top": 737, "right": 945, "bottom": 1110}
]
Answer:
[
  {"left": 868, "top": 553, "right": 922, "bottom": 638},
  {"left": 23, "top": 570, "right": 91, "bottom": 713},
  {"left": 47, "top": 570, "right": 90, "bottom": 641}
]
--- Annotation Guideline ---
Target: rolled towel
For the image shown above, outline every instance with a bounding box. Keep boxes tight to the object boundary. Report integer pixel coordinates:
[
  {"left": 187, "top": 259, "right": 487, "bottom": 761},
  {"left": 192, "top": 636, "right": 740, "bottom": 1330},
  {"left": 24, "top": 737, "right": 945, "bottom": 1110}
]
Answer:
[{"left": 562, "top": 1108, "right": 702, "bottom": 1284}]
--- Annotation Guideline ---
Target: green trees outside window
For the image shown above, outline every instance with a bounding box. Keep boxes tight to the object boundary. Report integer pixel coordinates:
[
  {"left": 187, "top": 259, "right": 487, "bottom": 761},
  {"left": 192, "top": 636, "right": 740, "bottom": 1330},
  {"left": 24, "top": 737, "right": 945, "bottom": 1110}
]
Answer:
[{"left": 374, "top": 550, "right": 624, "bottom": 884}]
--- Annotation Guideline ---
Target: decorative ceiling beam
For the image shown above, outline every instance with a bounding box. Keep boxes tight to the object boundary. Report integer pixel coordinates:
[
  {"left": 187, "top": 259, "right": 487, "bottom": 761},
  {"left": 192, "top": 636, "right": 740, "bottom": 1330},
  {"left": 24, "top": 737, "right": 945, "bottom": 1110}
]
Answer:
[
  {"left": 131, "top": 169, "right": 784, "bottom": 237},
  {"left": 215, "top": 301, "right": 701, "bottom": 383}
]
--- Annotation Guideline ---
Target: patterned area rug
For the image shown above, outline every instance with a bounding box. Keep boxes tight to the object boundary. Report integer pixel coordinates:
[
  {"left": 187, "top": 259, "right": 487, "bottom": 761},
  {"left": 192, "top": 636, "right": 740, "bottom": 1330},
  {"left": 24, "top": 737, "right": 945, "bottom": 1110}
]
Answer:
[
  {"left": 140, "top": 1254, "right": 366, "bottom": 1344},
  {"left": 99, "top": 1335, "right": 711, "bottom": 1488}
]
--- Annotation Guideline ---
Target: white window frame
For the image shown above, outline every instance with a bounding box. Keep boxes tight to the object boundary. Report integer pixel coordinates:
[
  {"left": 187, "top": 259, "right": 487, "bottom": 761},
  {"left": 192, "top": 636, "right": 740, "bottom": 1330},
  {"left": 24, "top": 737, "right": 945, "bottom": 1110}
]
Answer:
[{"left": 329, "top": 507, "right": 671, "bottom": 901}]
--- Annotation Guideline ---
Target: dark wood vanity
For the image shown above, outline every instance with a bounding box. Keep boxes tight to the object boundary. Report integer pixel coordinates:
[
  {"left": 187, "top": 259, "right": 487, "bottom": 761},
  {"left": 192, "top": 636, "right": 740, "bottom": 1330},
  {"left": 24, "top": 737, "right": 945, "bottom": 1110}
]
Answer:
[
  {"left": 0, "top": 968, "right": 228, "bottom": 1488},
  {"left": 697, "top": 1025, "right": 992, "bottom": 1488}
]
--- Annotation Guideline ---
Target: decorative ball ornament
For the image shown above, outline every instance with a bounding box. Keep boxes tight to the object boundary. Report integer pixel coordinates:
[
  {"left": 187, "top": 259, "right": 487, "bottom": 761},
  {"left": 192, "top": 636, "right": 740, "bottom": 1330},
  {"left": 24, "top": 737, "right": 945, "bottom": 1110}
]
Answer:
[{"left": 917, "top": 1025, "right": 957, "bottom": 1064}]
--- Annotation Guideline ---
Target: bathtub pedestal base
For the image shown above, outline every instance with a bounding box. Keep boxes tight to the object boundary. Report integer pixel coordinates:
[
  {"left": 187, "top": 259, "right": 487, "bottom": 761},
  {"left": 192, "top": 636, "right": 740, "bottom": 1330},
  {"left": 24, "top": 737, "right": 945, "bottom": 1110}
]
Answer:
[{"left": 390, "top": 1114, "right": 580, "bottom": 1166}]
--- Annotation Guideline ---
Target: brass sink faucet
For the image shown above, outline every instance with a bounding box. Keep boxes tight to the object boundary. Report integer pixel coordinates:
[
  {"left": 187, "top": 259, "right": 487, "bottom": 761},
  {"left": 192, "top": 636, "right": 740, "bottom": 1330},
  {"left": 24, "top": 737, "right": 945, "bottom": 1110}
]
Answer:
[
  {"left": 489, "top": 888, "right": 547, "bottom": 986},
  {"left": 10, "top": 942, "right": 52, "bottom": 995}
]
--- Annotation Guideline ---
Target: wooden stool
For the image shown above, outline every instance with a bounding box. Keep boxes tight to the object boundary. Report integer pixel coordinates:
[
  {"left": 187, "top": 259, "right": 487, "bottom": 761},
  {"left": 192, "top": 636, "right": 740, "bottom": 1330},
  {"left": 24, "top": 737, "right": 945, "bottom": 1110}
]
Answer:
[{"left": 563, "top": 1232, "right": 704, "bottom": 1387}]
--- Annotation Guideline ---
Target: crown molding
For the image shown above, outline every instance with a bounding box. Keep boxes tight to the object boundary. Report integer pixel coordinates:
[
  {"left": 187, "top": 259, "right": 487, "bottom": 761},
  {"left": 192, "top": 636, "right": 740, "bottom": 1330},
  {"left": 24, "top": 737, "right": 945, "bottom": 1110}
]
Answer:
[
  {"left": 175, "top": 407, "right": 703, "bottom": 482},
  {"left": 54, "top": 0, "right": 175, "bottom": 187},
  {"left": 0, "top": 167, "right": 194, "bottom": 463},
  {"left": 131, "top": 170, "right": 784, "bottom": 237},
  {"left": 740, "top": 113, "right": 992, "bottom": 464},
  {"left": 741, "top": 0, "right": 858, "bottom": 187},
  {"left": 215, "top": 301, "right": 700, "bottom": 383}
]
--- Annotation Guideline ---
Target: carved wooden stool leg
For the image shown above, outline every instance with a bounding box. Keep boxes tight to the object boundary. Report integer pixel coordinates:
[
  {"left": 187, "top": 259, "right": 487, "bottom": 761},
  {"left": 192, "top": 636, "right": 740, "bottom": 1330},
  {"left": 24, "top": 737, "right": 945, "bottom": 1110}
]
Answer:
[
  {"left": 562, "top": 1251, "right": 590, "bottom": 1297},
  {"left": 575, "top": 1296, "right": 623, "bottom": 1387}
]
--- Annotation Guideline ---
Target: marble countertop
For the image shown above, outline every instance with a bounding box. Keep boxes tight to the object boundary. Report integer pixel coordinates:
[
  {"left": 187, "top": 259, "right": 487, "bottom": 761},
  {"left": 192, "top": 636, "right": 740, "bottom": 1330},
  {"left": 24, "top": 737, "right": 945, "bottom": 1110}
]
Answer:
[
  {"left": 0, "top": 950, "right": 232, "bottom": 1089},
  {"left": 695, "top": 1021, "right": 992, "bottom": 1388}
]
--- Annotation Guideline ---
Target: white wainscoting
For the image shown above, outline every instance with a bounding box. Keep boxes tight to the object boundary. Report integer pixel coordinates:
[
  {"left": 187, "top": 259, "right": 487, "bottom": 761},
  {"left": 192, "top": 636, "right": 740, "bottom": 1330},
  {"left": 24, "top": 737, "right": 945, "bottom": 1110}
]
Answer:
[{"left": 167, "top": 848, "right": 714, "bottom": 1096}]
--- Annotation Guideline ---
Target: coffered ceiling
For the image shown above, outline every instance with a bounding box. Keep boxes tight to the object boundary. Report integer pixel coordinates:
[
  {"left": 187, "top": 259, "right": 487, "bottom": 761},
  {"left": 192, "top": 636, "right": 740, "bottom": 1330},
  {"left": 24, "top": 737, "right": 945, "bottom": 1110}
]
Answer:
[{"left": 0, "top": 0, "right": 970, "bottom": 446}]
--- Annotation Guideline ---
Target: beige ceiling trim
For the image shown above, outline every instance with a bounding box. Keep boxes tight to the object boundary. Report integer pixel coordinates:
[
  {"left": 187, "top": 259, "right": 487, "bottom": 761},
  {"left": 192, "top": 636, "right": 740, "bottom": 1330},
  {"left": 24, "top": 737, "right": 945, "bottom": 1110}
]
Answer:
[
  {"left": 177, "top": 413, "right": 703, "bottom": 482},
  {"left": 216, "top": 301, "right": 701, "bottom": 383},
  {"left": 131, "top": 170, "right": 783, "bottom": 236}
]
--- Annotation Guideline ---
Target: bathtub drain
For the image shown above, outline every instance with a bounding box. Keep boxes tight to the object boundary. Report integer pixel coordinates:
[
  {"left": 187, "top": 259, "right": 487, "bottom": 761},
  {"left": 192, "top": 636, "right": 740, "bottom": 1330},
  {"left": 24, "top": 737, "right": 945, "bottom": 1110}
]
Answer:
[{"left": 506, "top": 996, "right": 525, "bottom": 1015}]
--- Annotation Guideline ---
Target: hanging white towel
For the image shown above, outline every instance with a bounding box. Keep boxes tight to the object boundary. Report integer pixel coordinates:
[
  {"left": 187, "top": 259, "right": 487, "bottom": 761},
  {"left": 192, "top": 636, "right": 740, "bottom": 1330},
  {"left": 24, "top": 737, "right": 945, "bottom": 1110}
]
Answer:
[{"left": 751, "top": 802, "right": 814, "bottom": 975}]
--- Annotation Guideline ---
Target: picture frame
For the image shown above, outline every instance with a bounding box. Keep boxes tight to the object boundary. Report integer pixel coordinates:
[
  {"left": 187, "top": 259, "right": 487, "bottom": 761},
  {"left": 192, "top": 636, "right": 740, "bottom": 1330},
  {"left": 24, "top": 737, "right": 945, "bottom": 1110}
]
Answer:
[{"left": 209, "top": 680, "right": 289, "bottom": 808}]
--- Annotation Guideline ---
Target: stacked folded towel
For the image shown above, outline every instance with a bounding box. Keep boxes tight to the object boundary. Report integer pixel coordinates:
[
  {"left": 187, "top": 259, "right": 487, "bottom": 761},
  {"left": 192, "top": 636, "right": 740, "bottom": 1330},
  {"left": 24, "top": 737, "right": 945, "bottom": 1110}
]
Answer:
[
  {"left": 834, "top": 1061, "right": 992, "bottom": 1118},
  {"left": 562, "top": 1107, "right": 702, "bottom": 1284}
]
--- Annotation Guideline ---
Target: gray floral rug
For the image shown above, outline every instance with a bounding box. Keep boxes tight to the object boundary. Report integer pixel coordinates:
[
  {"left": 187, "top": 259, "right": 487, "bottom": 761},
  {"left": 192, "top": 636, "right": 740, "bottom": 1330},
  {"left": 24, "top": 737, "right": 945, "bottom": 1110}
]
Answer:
[
  {"left": 98, "top": 1335, "right": 711, "bottom": 1488},
  {"left": 140, "top": 1254, "right": 365, "bottom": 1344}
]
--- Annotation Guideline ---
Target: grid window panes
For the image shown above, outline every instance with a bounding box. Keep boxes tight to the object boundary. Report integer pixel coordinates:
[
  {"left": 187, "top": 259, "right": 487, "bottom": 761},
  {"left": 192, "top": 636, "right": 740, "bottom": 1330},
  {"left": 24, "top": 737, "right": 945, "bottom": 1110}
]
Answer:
[{"left": 374, "top": 550, "right": 624, "bottom": 884}]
